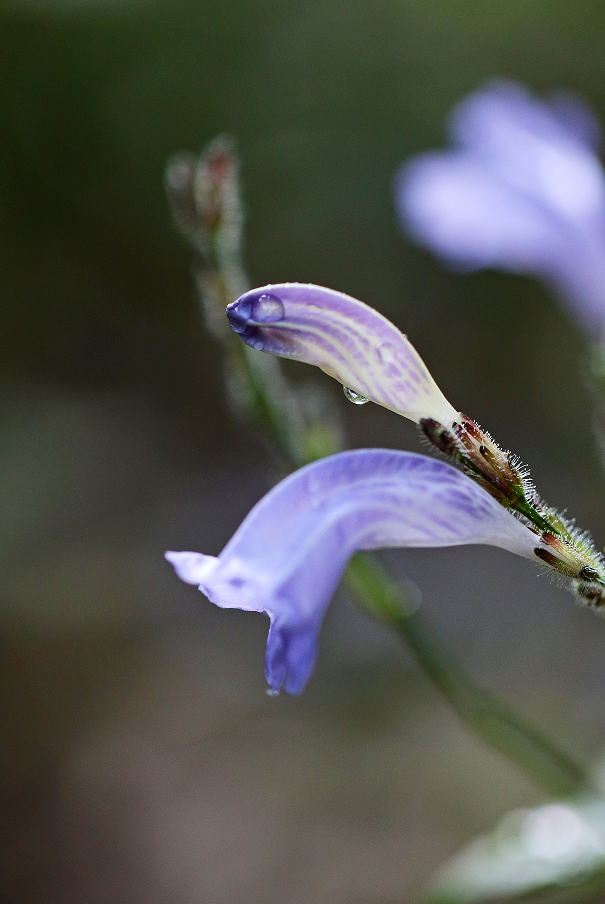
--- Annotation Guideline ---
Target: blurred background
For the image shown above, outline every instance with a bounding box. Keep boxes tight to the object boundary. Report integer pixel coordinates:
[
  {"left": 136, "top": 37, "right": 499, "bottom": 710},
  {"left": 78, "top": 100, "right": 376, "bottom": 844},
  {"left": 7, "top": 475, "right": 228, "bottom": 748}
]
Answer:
[{"left": 3, "top": 0, "right": 605, "bottom": 901}]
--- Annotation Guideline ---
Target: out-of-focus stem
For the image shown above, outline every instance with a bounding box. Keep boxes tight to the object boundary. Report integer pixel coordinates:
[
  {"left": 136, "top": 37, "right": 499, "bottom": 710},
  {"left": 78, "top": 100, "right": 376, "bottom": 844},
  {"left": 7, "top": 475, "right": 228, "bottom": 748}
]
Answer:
[
  {"left": 346, "top": 553, "right": 592, "bottom": 798},
  {"left": 165, "top": 138, "right": 337, "bottom": 467}
]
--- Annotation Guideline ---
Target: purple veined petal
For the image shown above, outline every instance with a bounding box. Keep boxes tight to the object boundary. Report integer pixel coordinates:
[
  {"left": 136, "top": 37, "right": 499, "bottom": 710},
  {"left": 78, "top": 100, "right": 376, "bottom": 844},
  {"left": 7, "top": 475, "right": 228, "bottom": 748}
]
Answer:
[
  {"left": 166, "top": 449, "right": 541, "bottom": 695},
  {"left": 226, "top": 283, "right": 459, "bottom": 426}
]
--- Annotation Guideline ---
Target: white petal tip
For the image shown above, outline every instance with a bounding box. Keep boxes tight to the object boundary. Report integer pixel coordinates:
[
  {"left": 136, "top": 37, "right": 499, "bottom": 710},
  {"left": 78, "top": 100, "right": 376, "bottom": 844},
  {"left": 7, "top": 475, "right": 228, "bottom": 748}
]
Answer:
[{"left": 165, "top": 550, "right": 218, "bottom": 585}]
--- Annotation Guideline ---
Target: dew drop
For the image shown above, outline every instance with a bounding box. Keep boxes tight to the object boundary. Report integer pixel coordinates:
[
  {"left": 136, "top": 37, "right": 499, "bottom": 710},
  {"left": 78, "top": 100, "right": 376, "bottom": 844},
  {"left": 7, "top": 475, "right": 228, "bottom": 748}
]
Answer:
[
  {"left": 376, "top": 342, "right": 396, "bottom": 364},
  {"left": 251, "top": 293, "right": 285, "bottom": 323},
  {"left": 343, "top": 386, "right": 369, "bottom": 405}
]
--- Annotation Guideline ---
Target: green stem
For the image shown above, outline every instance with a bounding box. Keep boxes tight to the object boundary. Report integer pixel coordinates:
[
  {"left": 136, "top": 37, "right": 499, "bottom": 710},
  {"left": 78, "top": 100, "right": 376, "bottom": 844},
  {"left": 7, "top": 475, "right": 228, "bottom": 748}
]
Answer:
[
  {"left": 345, "top": 553, "right": 592, "bottom": 798},
  {"left": 235, "top": 344, "right": 305, "bottom": 468}
]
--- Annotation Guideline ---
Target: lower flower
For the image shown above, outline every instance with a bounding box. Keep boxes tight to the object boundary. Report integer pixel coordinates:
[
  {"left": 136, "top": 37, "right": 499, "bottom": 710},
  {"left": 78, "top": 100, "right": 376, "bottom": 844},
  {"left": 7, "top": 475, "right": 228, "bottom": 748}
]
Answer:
[{"left": 167, "top": 449, "right": 542, "bottom": 694}]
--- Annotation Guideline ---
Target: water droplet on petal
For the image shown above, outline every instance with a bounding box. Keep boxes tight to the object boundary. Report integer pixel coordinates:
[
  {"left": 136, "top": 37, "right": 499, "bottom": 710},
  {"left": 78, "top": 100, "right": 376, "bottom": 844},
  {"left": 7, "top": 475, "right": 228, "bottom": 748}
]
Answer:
[
  {"left": 376, "top": 342, "right": 396, "bottom": 364},
  {"left": 266, "top": 688, "right": 280, "bottom": 697},
  {"left": 343, "top": 386, "right": 369, "bottom": 405},
  {"left": 251, "top": 293, "right": 285, "bottom": 323}
]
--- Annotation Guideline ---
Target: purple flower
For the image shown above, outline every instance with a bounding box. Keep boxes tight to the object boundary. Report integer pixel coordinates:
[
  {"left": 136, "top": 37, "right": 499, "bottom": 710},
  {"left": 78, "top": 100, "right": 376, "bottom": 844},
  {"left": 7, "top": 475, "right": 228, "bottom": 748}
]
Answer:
[
  {"left": 166, "top": 282, "right": 570, "bottom": 695},
  {"left": 395, "top": 80, "right": 605, "bottom": 336},
  {"left": 167, "top": 449, "right": 540, "bottom": 694},
  {"left": 225, "top": 281, "right": 459, "bottom": 426}
]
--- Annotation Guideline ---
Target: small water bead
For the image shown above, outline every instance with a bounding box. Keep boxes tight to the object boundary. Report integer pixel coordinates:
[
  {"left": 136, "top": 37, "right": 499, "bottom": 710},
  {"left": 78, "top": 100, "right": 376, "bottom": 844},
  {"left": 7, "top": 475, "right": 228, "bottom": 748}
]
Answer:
[
  {"left": 343, "top": 386, "right": 369, "bottom": 405},
  {"left": 376, "top": 342, "right": 396, "bottom": 365},
  {"left": 251, "top": 293, "right": 285, "bottom": 323},
  {"left": 226, "top": 293, "right": 284, "bottom": 336}
]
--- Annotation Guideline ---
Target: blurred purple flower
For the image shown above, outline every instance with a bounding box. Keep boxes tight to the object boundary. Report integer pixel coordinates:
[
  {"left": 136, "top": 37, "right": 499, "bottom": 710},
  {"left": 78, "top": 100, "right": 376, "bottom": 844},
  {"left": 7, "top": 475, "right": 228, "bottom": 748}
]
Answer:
[
  {"left": 395, "top": 80, "right": 605, "bottom": 336},
  {"left": 167, "top": 449, "right": 539, "bottom": 694}
]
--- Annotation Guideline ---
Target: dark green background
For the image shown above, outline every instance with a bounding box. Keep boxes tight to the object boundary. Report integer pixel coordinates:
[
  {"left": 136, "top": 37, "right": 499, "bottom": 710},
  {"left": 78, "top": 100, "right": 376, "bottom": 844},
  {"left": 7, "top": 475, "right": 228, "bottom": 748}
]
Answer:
[{"left": 3, "top": 2, "right": 605, "bottom": 902}]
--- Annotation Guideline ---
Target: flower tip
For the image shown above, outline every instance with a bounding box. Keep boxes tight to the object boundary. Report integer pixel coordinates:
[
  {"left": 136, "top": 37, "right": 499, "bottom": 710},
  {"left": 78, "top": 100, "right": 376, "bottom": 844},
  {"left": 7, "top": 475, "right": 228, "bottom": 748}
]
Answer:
[
  {"left": 165, "top": 550, "right": 218, "bottom": 586},
  {"left": 226, "top": 289, "right": 286, "bottom": 350},
  {"left": 225, "top": 298, "right": 250, "bottom": 333}
]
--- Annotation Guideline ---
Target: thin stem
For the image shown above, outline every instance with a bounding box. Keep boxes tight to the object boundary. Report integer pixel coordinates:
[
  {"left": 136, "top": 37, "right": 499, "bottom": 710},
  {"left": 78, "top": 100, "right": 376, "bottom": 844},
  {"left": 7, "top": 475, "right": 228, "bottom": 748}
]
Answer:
[{"left": 346, "top": 553, "right": 592, "bottom": 798}]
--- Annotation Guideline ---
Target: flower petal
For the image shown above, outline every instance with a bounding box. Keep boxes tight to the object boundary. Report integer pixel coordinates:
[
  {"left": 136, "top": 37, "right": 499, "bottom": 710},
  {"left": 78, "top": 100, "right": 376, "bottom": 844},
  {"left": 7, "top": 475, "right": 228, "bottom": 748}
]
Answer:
[
  {"left": 449, "top": 80, "right": 605, "bottom": 221},
  {"left": 547, "top": 90, "right": 602, "bottom": 152},
  {"left": 396, "top": 152, "right": 564, "bottom": 272},
  {"left": 396, "top": 80, "right": 605, "bottom": 336},
  {"left": 166, "top": 449, "right": 540, "bottom": 694},
  {"left": 226, "top": 283, "right": 459, "bottom": 425},
  {"left": 454, "top": 80, "right": 601, "bottom": 151},
  {"left": 164, "top": 551, "right": 216, "bottom": 585}
]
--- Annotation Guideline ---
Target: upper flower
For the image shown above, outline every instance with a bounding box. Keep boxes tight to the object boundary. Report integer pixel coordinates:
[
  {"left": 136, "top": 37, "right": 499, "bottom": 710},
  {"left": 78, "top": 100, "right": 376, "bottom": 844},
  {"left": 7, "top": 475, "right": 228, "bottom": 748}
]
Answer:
[
  {"left": 395, "top": 80, "right": 605, "bottom": 336},
  {"left": 226, "top": 281, "right": 459, "bottom": 426}
]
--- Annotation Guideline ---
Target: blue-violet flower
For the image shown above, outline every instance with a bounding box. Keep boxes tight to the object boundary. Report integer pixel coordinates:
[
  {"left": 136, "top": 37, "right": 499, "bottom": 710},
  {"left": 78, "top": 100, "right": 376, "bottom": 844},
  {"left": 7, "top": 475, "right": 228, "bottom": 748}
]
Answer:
[
  {"left": 395, "top": 80, "right": 605, "bottom": 336},
  {"left": 167, "top": 449, "right": 539, "bottom": 694}
]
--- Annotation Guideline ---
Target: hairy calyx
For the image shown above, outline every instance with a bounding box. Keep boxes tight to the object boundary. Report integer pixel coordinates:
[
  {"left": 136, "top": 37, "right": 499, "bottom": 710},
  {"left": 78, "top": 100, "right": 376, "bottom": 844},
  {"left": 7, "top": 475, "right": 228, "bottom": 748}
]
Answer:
[{"left": 421, "top": 414, "right": 605, "bottom": 605}]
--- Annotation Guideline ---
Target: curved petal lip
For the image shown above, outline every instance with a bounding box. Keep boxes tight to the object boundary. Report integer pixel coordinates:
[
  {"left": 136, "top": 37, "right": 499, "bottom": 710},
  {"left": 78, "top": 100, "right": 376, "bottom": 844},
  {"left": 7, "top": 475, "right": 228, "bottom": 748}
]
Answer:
[{"left": 166, "top": 449, "right": 541, "bottom": 694}]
